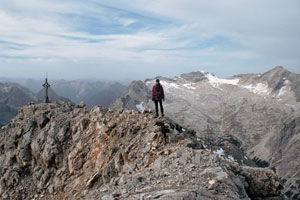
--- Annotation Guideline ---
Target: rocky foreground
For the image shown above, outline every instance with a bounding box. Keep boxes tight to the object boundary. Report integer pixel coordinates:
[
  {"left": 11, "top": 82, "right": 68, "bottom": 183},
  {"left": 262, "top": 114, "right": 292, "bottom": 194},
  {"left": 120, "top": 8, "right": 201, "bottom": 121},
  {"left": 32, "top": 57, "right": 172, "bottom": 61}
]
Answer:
[{"left": 0, "top": 102, "right": 284, "bottom": 199}]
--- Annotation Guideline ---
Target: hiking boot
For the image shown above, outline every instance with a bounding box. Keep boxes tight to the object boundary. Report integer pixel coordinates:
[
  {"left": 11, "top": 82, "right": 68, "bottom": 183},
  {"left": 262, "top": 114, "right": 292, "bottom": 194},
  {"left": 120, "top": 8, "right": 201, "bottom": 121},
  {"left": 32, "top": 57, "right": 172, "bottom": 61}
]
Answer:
[{"left": 161, "top": 114, "right": 164, "bottom": 117}]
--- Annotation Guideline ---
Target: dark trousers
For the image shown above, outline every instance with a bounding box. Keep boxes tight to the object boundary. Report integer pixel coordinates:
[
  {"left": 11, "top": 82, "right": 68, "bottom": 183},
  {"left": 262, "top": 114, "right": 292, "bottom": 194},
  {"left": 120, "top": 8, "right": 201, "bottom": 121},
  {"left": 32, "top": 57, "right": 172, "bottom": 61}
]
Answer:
[{"left": 154, "top": 100, "right": 164, "bottom": 116}]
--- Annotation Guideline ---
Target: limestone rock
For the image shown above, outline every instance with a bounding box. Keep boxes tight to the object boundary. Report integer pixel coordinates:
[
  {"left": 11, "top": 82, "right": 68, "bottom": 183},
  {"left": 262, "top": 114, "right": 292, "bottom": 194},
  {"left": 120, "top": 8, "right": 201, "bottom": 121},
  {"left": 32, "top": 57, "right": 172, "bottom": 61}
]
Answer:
[{"left": 0, "top": 102, "right": 284, "bottom": 199}]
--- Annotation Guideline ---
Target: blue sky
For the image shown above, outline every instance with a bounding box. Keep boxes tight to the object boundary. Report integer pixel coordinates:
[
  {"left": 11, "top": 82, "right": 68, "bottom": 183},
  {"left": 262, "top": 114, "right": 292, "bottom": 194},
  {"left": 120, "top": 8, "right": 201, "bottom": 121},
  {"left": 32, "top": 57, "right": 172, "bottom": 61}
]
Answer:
[{"left": 0, "top": 0, "right": 299, "bottom": 80}]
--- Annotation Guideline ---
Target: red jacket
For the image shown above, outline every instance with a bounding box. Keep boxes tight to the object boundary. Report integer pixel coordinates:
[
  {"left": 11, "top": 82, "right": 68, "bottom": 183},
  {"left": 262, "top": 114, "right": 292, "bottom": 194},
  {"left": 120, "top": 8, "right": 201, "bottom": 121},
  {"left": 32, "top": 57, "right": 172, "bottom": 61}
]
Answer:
[{"left": 152, "top": 84, "right": 164, "bottom": 101}]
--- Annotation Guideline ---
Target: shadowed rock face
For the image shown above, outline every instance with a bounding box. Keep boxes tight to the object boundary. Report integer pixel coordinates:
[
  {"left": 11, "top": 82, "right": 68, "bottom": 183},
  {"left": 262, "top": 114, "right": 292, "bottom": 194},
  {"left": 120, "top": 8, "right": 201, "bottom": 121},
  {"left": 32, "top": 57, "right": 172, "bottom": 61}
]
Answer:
[
  {"left": 0, "top": 83, "right": 38, "bottom": 127},
  {"left": 111, "top": 66, "right": 300, "bottom": 199},
  {"left": 0, "top": 82, "right": 38, "bottom": 108},
  {"left": 0, "top": 102, "right": 283, "bottom": 199},
  {"left": 265, "top": 114, "right": 300, "bottom": 199},
  {"left": 110, "top": 80, "right": 151, "bottom": 111},
  {"left": 0, "top": 104, "right": 18, "bottom": 127}
]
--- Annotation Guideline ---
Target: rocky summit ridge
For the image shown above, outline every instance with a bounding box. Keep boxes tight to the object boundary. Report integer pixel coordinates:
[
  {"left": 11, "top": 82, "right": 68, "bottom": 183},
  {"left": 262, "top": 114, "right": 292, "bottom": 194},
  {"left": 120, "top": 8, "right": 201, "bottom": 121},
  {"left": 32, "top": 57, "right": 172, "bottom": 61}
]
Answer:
[{"left": 0, "top": 101, "right": 284, "bottom": 199}]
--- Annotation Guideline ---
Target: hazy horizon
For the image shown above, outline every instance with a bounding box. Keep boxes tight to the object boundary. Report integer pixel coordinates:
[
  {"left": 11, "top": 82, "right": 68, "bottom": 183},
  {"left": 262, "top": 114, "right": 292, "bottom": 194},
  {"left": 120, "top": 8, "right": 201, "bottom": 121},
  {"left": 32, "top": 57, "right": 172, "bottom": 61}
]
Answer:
[
  {"left": 1, "top": 0, "right": 299, "bottom": 80},
  {"left": 0, "top": 65, "right": 298, "bottom": 83}
]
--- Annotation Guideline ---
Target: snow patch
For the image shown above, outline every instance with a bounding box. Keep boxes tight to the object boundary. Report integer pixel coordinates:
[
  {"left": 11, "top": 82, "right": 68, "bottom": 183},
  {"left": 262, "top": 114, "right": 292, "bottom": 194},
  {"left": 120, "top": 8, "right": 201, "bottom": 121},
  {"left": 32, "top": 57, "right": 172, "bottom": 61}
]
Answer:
[
  {"left": 136, "top": 102, "right": 146, "bottom": 112},
  {"left": 284, "top": 80, "right": 290, "bottom": 85},
  {"left": 213, "top": 148, "right": 235, "bottom": 161},
  {"left": 226, "top": 155, "right": 236, "bottom": 162},
  {"left": 277, "top": 80, "right": 290, "bottom": 97},
  {"left": 145, "top": 80, "right": 155, "bottom": 87},
  {"left": 204, "top": 72, "right": 273, "bottom": 96},
  {"left": 205, "top": 73, "right": 239, "bottom": 90},
  {"left": 148, "top": 73, "right": 275, "bottom": 97},
  {"left": 213, "top": 148, "right": 224, "bottom": 157},
  {"left": 160, "top": 81, "right": 180, "bottom": 90},
  {"left": 202, "top": 143, "right": 209, "bottom": 151},
  {"left": 277, "top": 86, "right": 288, "bottom": 97},
  {"left": 146, "top": 80, "right": 195, "bottom": 94},
  {"left": 241, "top": 83, "right": 271, "bottom": 95},
  {"left": 183, "top": 83, "right": 197, "bottom": 90}
]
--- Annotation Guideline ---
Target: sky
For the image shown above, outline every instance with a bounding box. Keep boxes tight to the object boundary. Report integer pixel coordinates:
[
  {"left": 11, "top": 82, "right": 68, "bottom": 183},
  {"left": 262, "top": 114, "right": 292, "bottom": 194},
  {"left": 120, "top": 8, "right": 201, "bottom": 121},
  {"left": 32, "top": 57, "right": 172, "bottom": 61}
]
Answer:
[{"left": 0, "top": 0, "right": 299, "bottom": 81}]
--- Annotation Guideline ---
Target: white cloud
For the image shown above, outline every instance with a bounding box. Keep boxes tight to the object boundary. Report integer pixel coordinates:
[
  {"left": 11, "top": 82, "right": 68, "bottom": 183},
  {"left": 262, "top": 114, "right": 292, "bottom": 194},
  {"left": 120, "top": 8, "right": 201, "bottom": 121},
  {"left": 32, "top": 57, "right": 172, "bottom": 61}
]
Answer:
[{"left": 0, "top": 0, "right": 299, "bottom": 80}]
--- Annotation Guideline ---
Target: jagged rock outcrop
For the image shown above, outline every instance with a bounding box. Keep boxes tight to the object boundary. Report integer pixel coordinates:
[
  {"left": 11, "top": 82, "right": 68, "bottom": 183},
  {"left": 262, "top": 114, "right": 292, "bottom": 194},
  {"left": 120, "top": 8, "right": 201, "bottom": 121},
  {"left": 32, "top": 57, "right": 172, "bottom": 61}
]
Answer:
[
  {"left": 0, "top": 102, "right": 284, "bottom": 199},
  {"left": 110, "top": 80, "right": 151, "bottom": 111}
]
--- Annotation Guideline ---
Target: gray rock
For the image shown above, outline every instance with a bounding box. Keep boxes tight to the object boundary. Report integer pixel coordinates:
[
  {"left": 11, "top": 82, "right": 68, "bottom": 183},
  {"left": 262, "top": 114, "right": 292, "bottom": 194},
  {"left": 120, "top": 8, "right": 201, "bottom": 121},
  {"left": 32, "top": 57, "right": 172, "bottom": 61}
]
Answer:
[
  {"left": 0, "top": 101, "right": 285, "bottom": 200},
  {"left": 110, "top": 80, "right": 152, "bottom": 111},
  {"left": 241, "top": 167, "right": 283, "bottom": 198}
]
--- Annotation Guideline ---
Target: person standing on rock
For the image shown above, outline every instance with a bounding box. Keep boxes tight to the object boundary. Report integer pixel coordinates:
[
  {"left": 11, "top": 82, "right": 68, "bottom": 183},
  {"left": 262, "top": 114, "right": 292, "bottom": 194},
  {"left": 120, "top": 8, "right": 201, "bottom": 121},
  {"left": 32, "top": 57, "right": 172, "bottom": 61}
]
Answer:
[{"left": 152, "top": 79, "right": 165, "bottom": 117}]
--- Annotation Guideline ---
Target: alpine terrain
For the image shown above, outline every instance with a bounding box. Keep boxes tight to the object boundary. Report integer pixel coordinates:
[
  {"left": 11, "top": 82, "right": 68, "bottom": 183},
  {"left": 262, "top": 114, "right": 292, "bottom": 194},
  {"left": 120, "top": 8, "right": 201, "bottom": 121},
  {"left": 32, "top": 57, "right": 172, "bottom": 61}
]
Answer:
[
  {"left": 111, "top": 66, "right": 300, "bottom": 199},
  {"left": 0, "top": 66, "right": 298, "bottom": 199}
]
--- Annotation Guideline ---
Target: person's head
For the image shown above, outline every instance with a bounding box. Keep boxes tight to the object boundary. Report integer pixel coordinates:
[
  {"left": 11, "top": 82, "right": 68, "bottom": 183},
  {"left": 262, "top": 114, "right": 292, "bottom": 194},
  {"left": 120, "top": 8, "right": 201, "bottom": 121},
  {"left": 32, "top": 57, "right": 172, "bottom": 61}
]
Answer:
[{"left": 156, "top": 79, "right": 160, "bottom": 85}]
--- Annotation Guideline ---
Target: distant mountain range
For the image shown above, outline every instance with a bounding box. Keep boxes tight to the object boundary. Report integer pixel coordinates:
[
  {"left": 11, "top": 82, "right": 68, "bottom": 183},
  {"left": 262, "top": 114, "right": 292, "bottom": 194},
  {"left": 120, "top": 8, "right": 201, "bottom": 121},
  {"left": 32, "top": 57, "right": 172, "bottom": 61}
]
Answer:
[
  {"left": 49, "top": 80, "right": 127, "bottom": 108},
  {"left": 111, "top": 66, "right": 300, "bottom": 198},
  {"left": 0, "top": 78, "right": 128, "bottom": 108},
  {"left": 0, "top": 79, "right": 127, "bottom": 127},
  {"left": 0, "top": 82, "right": 69, "bottom": 127}
]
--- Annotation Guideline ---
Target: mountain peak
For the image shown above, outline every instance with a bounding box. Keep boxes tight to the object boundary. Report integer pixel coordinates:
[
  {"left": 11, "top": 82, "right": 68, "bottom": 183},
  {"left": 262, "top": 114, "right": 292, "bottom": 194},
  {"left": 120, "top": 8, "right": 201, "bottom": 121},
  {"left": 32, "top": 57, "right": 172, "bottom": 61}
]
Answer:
[
  {"left": 179, "top": 71, "right": 208, "bottom": 83},
  {"left": 267, "top": 66, "right": 288, "bottom": 73},
  {"left": 0, "top": 102, "right": 283, "bottom": 199},
  {"left": 110, "top": 80, "right": 151, "bottom": 111}
]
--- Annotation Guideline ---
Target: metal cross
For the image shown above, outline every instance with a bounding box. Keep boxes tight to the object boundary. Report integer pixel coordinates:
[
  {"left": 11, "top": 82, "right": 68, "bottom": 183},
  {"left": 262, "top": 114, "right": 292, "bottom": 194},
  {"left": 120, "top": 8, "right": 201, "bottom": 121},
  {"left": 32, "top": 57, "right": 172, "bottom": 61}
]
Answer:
[{"left": 43, "top": 77, "right": 51, "bottom": 103}]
